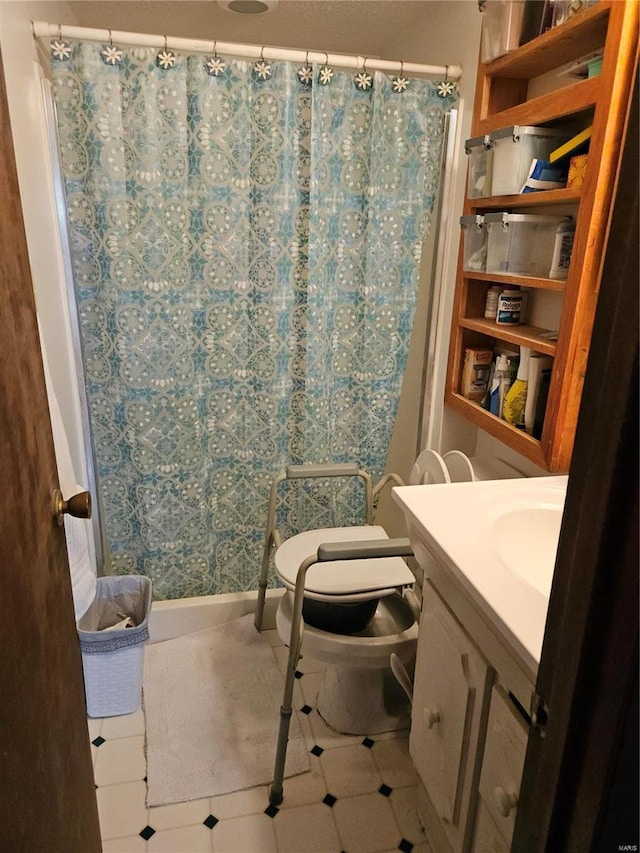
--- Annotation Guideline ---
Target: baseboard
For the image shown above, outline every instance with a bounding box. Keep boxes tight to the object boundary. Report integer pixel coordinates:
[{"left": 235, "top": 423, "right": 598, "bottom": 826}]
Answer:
[{"left": 148, "top": 589, "right": 282, "bottom": 643}]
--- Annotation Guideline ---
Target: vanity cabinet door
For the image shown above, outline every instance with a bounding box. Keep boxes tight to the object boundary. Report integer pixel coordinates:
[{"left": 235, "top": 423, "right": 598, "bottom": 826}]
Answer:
[
  {"left": 410, "top": 581, "right": 491, "bottom": 853},
  {"left": 471, "top": 801, "right": 510, "bottom": 853},
  {"left": 474, "top": 685, "right": 528, "bottom": 851}
]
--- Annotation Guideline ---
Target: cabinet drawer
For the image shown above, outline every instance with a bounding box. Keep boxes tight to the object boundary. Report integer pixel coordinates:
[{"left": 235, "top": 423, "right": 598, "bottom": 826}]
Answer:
[{"left": 478, "top": 685, "right": 529, "bottom": 847}]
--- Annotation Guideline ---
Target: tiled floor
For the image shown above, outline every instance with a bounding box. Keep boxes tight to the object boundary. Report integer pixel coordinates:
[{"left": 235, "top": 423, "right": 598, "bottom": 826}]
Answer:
[{"left": 90, "top": 628, "right": 432, "bottom": 853}]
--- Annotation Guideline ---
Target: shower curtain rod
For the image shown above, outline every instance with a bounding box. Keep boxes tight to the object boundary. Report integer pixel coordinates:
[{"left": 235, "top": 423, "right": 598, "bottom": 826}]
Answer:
[{"left": 32, "top": 21, "right": 462, "bottom": 80}]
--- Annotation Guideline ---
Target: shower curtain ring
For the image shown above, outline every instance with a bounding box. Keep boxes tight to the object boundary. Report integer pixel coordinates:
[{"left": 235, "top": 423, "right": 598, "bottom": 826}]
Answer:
[
  {"left": 157, "top": 34, "right": 176, "bottom": 69},
  {"left": 51, "top": 22, "right": 72, "bottom": 62},
  {"left": 318, "top": 51, "right": 333, "bottom": 86},
  {"left": 101, "top": 27, "right": 123, "bottom": 65},
  {"left": 355, "top": 56, "right": 373, "bottom": 90},
  {"left": 206, "top": 40, "right": 226, "bottom": 76},
  {"left": 298, "top": 49, "right": 313, "bottom": 85},
  {"left": 255, "top": 46, "right": 272, "bottom": 79},
  {"left": 392, "top": 59, "right": 408, "bottom": 93},
  {"left": 437, "top": 64, "right": 454, "bottom": 97}
]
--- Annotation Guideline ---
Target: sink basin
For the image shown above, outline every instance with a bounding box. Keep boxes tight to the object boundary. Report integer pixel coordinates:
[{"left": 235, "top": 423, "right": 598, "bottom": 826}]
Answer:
[
  {"left": 392, "top": 475, "right": 568, "bottom": 669},
  {"left": 491, "top": 506, "right": 564, "bottom": 597}
]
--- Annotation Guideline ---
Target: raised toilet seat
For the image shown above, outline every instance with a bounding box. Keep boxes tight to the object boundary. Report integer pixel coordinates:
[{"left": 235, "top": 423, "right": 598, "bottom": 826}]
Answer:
[{"left": 255, "top": 453, "right": 495, "bottom": 805}]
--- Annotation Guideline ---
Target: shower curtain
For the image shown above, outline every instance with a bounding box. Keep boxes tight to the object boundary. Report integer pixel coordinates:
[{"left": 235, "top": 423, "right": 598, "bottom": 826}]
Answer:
[{"left": 49, "top": 41, "right": 456, "bottom": 598}]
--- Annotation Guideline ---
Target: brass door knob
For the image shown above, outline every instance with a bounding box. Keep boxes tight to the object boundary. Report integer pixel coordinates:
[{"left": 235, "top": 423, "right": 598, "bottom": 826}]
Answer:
[{"left": 52, "top": 489, "right": 92, "bottom": 526}]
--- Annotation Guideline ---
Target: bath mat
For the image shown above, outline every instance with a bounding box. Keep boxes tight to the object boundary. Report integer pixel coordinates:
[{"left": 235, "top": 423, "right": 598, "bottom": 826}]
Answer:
[{"left": 143, "top": 613, "right": 310, "bottom": 806}]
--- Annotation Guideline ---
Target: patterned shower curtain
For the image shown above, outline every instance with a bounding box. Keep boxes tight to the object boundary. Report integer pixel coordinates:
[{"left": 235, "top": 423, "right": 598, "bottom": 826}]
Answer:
[{"left": 49, "top": 41, "right": 456, "bottom": 599}]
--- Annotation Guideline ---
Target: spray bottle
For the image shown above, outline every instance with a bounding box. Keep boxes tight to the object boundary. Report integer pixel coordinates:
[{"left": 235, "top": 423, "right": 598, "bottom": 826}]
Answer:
[
  {"left": 503, "top": 347, "right": 530, "bottom": 426},
  {"left": 489, "top": 354, "right": 512, "bottom": 418}
]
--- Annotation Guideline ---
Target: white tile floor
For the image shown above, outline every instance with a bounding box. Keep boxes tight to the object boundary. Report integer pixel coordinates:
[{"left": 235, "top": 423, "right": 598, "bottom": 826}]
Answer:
[{"left": 90, "top": 628, "right": 432, "bottom": 853}]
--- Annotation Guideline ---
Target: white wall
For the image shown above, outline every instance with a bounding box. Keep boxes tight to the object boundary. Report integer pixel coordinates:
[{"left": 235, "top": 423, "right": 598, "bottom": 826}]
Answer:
[{"left": 0, "top": 1, "right": 84, "bottom": 471}]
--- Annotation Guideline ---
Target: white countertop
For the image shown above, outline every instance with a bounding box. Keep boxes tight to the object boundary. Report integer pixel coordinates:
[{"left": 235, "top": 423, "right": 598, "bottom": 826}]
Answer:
[{"left": 393, "top": 476, "right": 568, "bottom": 674}]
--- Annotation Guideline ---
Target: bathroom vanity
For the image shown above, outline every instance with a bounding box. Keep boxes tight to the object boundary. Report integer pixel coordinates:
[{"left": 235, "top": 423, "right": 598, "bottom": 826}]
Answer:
[{"left": 393, "top": 476, "right": 567, "bottom": 853}]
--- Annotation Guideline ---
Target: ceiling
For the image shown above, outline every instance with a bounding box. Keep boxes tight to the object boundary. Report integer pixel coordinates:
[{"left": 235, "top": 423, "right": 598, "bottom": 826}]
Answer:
[{"left": 66, "top": 1, "right": 447, "bottom": 62}]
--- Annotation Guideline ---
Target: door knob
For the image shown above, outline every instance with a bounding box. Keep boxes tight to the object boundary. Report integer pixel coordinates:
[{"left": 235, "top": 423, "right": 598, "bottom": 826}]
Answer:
[{"left": 52, "top": 489, "right": 92, "bottom": 526}]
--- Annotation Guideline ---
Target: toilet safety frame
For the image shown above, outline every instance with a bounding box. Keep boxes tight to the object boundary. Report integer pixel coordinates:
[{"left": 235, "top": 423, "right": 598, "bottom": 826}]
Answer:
[{"left": 253, "top": 463, "right": 414, "bottom": 806}]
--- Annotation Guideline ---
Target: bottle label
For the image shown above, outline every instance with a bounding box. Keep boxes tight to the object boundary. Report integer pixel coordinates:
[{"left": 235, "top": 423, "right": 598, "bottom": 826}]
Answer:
[
  {"left": 496, "top": 295, "right": 522, "bottom": 325},
  {"left": 555, "top": 234, "right": 574, "bottom": 270}
]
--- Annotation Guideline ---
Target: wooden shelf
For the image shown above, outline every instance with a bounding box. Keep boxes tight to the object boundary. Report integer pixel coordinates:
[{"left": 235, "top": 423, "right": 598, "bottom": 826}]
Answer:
[
  {"left": 465, "top": 272, "right": 567, "bottom": 292},
  {"left": 445, "top": 392, "right": 547, "bottom": 468},
  {"left": 477, "top": 76, "right": 600, "bottom": 133},
  {"left": 458, "top": 318, "right": 557, "bottom": 356},
  {"left": 470, "top": 187, "right": 581, "bottom": 210},
  {"left": 447, "top": 0, "right": 638, "bottom": 471},
  {"left": 484, "top": 2, "right": 611, "bottom": 80}
]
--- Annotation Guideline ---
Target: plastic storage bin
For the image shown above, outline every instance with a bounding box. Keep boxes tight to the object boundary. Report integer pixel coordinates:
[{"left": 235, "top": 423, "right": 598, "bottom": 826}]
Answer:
[
  {"left": 464, "top": 134, "right": 491, "bottom": 198},
  {"left": 465, "top": 134, "right": 492, "bottom": 198},
  {"left": 481, "top": 0, "right": 527, "bottom": 63},
  {"left": 77, "top": 575, "right": 152, "bottom": 718},
  {"left": 485, "top": 213, "right": 567, "bottom": 277},
  {"left": 460, "top": 215, "right": 488, "bottom": 272},
  {"left": 489, "top": 126, "right": 568, "bottom": 196}
]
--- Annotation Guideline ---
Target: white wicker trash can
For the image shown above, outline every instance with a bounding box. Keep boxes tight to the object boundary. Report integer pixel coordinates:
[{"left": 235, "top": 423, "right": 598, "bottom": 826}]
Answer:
[{"left": 77, "top": 575, "right": 152, "bottom": 718}]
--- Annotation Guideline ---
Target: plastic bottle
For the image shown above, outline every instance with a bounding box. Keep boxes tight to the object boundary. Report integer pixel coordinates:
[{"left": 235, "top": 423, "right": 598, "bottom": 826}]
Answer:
[
  {"left": 496, "top": 289, "right": 523, "bottom": 325},
  {"left": 489, "top": 354, "right": 512, "bottom": 417},
  {"left": 484, "top": 285, "right": 502, "bottom": 320},
  {"left": 549, "top": 219, "right": 576, "bottom": 280},
  {"left": 503, "top": 346, "right": 530, "bottom": 425},
  {"left": 549, "top": 218, "right": 576, "bottom": 279}
]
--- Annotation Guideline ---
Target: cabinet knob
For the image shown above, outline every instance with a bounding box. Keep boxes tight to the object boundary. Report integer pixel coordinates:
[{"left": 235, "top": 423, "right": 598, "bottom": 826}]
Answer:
[
  {"left": 423, "top": 707, "right": 440, "bottom": 729},
  {"left": 494, "top": 786, "right": 518, "bottom": 817}
]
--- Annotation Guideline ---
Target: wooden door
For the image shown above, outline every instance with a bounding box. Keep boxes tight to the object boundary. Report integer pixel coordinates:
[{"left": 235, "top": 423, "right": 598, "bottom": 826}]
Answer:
[{"left": 0, "top": 51, "right": 101, "bottom": 850}]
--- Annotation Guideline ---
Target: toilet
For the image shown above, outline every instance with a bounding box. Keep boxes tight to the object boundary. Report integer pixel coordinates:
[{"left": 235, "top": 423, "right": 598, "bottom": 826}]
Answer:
[
  {"left": 274, "top": 526, "right": 418, "bottom": 735},
  {"left": 270, "top": 451, "right": 525, "bottom": 736}
]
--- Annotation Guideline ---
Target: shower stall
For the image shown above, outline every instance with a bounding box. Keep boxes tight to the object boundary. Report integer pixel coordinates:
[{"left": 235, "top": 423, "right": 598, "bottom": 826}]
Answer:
[{"left": 33, "top": 21, "right": 460, "bottom": 601}]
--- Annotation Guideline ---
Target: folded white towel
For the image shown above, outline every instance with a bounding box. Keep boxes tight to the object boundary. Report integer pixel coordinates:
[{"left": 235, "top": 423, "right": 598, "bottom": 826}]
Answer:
[{"left": 40, "top": 337, "right": 96, "bottom": 620}]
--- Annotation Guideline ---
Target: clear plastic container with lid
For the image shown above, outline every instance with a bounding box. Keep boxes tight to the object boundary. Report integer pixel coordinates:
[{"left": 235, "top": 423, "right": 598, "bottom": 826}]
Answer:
[
  {"left": 489, "top": 125, "right": 569, "bottom": 196},
  {"left": 460, "top": 215, "right": 488, "bottom": 272},
  {"left": 465, "top": 135, "right": 492, "bottom": 198},
  {"left": 485, "top": 212, "right": 568, "bottom": 277},
  {"left": 480, "top": 0, "right": 527, "bottom": 63}
]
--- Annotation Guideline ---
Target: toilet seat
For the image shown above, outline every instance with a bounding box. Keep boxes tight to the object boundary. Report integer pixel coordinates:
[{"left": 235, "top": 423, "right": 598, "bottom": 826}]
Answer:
[
  {"left": 274, "top": 526, "right": 415, "bottom": 602},
  {"left": 410, "top": 449, "right": 451, "bottom": 485},
  {"left": 442, "top": 450, "right": 476, "bottom": 482}
]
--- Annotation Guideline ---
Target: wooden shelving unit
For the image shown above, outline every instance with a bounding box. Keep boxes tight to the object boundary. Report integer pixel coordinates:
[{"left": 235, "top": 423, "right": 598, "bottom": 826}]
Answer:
[{"left": 445, "top": 0, "right": 638, "bottom": 472}]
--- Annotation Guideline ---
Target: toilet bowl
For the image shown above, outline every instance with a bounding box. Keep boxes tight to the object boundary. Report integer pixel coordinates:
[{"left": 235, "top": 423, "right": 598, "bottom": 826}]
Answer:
[{"left": 276, "top": 589, "right": 418, "bottom": 735}]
